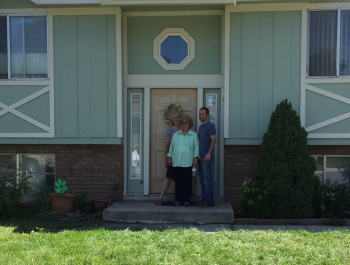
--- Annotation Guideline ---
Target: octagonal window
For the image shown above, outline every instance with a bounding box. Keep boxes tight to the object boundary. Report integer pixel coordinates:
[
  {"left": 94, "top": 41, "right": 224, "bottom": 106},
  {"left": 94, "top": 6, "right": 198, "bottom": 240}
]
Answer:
[
  {"left": 160, "top": 36, "right": 189, "bottom": 64},
  {"left": 153, "top": 28, "right": 195, "bottom": 71}
]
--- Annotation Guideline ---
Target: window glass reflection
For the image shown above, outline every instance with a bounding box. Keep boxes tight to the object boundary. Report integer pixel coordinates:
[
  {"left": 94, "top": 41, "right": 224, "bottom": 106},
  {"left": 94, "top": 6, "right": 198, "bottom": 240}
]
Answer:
[
  {"left": 325, "top": 157, "right": 350, "bottom": 185},
  {"left": 313, "top": 156, "right": 323, "bottom": 182},
  {"left": 131, "top": 95, "right": 141, "bottom": 179},
  {"left": 161, "top": 36, "right": 188, "bottom": 64},
  {"left": 19, "top": 154, "right": 55, "bottom": 194}
]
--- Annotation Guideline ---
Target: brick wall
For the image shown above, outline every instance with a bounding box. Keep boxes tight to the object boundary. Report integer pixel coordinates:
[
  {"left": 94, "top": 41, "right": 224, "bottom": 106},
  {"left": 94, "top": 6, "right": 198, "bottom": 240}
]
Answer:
[
  {"left": 224, "top": 145, "right": 350, "bottom": 211},
  {"left": 0, "top": 144, "right": 124, "bottom": 201},
  {"left": 224, "top": 145, "right": 262, "bottom": 211}
]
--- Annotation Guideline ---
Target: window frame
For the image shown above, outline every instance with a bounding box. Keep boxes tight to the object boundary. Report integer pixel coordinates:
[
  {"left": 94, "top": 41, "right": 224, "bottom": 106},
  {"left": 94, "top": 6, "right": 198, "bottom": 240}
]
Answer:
[
  {"left": 307, "top": 8, "right": 350, "bottom": 78},
  {"left": 153, "top": 28, "right": 195, "bottom": 71},
  {"left": 0, "top": 14, "right": 49, "bottom": 81},
  {"left": 313, "top": 155, "right": 350, "bottom": 185}
]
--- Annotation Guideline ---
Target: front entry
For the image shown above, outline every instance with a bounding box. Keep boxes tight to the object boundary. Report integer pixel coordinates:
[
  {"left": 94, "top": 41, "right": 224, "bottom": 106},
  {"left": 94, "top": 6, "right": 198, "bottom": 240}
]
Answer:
[{"left": 149, "top": 88, "right": 198, "bottom": 194}]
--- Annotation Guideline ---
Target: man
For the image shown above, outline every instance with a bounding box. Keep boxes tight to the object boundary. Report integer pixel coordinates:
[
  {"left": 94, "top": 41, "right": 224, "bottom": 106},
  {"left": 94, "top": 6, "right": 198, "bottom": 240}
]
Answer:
[{"left": 197, "top": 107, "right": 216, "bottom": 207}]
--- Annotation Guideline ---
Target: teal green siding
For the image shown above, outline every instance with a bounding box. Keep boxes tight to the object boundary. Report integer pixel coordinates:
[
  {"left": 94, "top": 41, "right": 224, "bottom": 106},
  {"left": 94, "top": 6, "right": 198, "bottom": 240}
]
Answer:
[
  {"left": 54, "top": 15, "right": 118, "bottom": 139},
  {"left": 306, "top": 83, "right": 350, "bottom": 134},
  {"left": 127, "top": 15, "right": 222, "bottom": 75},
  {"left": 0, "top": 86, "right": 50, "bottom": 134},
  {"left": 228, "top": 11, "right": 301, "bottom": 143}
]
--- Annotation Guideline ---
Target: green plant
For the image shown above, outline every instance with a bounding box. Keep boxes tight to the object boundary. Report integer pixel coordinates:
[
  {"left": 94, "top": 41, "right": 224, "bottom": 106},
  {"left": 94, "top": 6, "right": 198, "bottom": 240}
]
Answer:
[
  {"left": 315, "top": 182, "right": 350, "bottom": 219},
  {"left": 29, "top": 181, "right": 52, "bottom": 214},
  {"left": 73, "top": 193, "right": 87, "bottom": 210},
  {"left": 0, "top": 169, "right": 32, "bottom": 217},
  {"left": 240, "top": 99, "right": 316, "bottom": 218}
]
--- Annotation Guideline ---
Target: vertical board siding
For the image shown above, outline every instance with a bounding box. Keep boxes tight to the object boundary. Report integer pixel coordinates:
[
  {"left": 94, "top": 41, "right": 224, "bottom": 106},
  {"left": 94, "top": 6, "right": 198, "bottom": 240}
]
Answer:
[
  {"left": 54, "top": 15, "right": 117, "bottom": 139},
  {"left": 77, "top": 16, "right": 92, "bottom": 138},
  {"left": 229, "top": 13, "right": 242, "bottom": 138},
  {"left": 90, "top": 16, "right": 108, "bottom": 137},
  {"left": 273, "top": 12, "right": 292, "bottom": 106},
  {"left": 241, "top": 13, "right": 260, "bottom": 138},
  {"left": 229, "top": 11, "right": 301, "bottom": 140},
  {"left": 59, "top": 16, "right": 78, "bottom": 137},
  {"left": 107, "top": 15, "right": 117, "bottom": 138},
  {"left": 258, "top": 12, "right": 274, "bottom": 138}
]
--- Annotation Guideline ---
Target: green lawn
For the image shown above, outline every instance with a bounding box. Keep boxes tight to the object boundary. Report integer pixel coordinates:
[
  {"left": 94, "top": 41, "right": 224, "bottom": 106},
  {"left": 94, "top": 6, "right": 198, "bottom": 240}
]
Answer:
[{"left": 0, "top": 218, "right": 349, "bottom": 265}]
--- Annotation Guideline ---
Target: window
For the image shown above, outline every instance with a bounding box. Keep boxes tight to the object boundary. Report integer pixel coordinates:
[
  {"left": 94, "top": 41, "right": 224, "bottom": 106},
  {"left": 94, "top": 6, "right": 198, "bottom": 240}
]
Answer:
[
  {"left": 312, "top": 155, "right": 350, "bottom": 185},
  {"left": 0, "top": 154, "right": 55, "bottom": 194},
  {"left": 153, "top": 28, "right": 195, "bottom": 71},
  {"left": 0, "top": 15, "right": 48, "bottom": 80}
]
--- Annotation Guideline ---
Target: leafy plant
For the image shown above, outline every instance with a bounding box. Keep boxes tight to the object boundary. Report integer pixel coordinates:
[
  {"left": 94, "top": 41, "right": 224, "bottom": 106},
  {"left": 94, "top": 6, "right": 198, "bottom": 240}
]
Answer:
[
  {"left": 315, "top": 182, "right": 350, "bottom": 219},
  {"left": 0, "top": 169, "right": 32, "bottom": 217},
  {"left": 240, "top": 99, "right": 316, "bottom": 218},
  {"left": 73, "top": 192, "right": 87, "bottom": 210},
  {"left": 54, "top": 179, "right": 68, "bottom": 195},
  {"left": 29, "top": 181, "right": 52, "bottom": 214}
]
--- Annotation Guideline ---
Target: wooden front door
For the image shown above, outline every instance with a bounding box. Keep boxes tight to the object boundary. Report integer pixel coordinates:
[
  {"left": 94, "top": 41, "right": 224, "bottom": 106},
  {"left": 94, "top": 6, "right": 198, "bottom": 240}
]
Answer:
[{"left": 150, "top": 88, "right": 198, "bottom": 194}]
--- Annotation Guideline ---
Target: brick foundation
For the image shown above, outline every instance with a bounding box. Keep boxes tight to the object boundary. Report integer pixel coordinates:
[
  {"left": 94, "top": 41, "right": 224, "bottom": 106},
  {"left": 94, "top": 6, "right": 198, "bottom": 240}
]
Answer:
[
  {"left": 0, "top": 144, "right": 124, "bottom": 201},
  {"left": 224, "top": 145, "right": 350, "bottom": 211},
  {"left": 224, "top": 145, "right": 262, "bottom": 211}
]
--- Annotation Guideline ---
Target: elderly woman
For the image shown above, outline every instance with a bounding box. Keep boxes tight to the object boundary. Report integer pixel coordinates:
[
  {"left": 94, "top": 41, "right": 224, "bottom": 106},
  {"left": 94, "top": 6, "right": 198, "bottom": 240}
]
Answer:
[
  {"left": 167, "top": 115, "right": 199, "bottom": 207},
  {"left": 157, "top": 111, "right": 182, "bottom": 206}
]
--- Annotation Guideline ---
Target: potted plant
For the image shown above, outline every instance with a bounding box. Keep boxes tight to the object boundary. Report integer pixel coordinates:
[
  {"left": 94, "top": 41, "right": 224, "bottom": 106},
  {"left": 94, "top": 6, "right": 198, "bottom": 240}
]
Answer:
[
  {"left": 49, "top": 179, "right": 76, "bottom": 213},
  {"left": 93, "top": 198, "right": 109, "bottom": 212}
]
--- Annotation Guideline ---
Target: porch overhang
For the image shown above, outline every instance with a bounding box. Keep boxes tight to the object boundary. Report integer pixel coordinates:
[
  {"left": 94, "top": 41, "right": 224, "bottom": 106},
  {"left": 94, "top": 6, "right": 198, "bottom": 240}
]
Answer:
[
  {"left": 100, "top": 0, "right": 236, "bottom": 6},
  {"left": 30, "top": 0, "right": 237, "bottom": 5}
]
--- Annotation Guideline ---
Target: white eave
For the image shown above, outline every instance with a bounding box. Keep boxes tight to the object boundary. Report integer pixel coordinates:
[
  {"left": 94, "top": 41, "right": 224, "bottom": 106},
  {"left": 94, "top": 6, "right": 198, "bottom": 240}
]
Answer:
[
  {"left": 101, "top": 0, "right": 236, "bottom": 6},
  {"left": 30, "top": 0, "right": 100, "bottom": 4},
  {"left": 30, "top": 0, "right": 237, "bottom": 5}
]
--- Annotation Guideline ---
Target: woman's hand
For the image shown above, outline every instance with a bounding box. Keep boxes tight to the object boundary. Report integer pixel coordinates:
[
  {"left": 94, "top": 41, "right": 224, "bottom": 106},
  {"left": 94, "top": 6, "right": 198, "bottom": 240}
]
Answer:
[
  {"left": 193, "top": 158, "right": 198, "bottom": 168},
  {"left": 167, "top": 157, "right": 172, "bottom": 167}
]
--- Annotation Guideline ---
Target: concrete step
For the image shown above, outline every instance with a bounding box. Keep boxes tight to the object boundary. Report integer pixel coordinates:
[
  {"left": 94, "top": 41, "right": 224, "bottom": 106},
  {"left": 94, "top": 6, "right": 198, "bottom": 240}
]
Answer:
[{"left": 103, "top": 200, "right": 234, "bottom": 224}]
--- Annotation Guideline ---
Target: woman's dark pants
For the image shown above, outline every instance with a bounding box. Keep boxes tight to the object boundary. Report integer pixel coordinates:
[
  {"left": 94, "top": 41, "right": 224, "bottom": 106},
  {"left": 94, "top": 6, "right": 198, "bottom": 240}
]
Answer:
[{"left": 173, "top": 166, "right": 192, "bottom": 204}]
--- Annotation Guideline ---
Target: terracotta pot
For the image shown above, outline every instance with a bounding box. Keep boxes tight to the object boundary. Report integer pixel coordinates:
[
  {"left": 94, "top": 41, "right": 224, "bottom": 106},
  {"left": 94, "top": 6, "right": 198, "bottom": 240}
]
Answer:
[
  {"left": 49, "top": 193, "right": 77, "bottom": 213},
  {"left": 93, "top": 200, "right": 109, "bottom": 212}
]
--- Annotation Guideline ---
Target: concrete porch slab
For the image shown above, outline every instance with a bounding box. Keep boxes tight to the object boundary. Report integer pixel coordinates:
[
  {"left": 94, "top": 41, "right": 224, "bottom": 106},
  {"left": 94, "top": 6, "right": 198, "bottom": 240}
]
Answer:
[{"left": 103, "top": 200, "right": 234, "bottom": 224}]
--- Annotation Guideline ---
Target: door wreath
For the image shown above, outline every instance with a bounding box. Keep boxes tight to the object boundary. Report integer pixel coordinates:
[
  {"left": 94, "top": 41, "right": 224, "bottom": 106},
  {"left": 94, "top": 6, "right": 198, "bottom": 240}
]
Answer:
[{"left": 163, "top": 103, "right": 184, "bottom": 125}]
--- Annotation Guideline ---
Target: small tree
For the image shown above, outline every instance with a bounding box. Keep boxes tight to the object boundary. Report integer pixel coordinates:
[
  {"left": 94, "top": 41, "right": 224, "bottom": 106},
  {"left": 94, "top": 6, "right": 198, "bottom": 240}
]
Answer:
[{"left": 240, "top": 99, "right": 316, "bottom": 218}]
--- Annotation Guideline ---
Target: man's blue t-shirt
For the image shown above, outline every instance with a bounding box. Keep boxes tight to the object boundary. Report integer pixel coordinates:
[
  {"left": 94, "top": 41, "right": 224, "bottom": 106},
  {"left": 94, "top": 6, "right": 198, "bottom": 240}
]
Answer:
[{"left": 198, "top": 121, "right": 216, "bottom": 160}]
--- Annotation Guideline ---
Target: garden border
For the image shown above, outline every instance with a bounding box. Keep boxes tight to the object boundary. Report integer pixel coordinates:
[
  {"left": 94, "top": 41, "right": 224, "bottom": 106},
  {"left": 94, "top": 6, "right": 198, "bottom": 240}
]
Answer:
[{"left": 234, "top": 218, "right": 350, "bottom": 226}]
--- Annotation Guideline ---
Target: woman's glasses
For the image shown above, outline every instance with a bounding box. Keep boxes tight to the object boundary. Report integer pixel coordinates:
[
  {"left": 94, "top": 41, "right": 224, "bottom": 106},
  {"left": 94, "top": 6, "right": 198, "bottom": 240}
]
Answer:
[{"left": 181, "top": 122, "right": 188, "bottom": 124}]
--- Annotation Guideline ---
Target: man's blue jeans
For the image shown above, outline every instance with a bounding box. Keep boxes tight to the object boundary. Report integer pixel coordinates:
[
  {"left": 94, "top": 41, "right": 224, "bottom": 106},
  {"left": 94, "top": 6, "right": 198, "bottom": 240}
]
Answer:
[{"left": 198, "top": 159, "right": 214, "bottom": 204}]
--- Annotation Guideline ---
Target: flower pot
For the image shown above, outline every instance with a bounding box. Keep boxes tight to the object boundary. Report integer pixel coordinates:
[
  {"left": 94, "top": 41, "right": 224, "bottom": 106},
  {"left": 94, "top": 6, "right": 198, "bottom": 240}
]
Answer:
[
  {"left": 49, "top": 193, "right": 77, "bottom": 213},
  {"left": 93, "top": 200, "right": 109, "bottom": 212}
]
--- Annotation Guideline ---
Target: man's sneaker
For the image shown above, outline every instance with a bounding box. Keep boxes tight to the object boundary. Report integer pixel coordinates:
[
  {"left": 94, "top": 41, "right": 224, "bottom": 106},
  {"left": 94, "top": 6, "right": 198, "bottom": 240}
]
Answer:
[
  {"left": 183, "top": 202, "right": 190, "bottom": 207},
  {"left": 173, "top": 201, "right": 181, "bottom": 206},
  {"left": 196, "top": 201, "right": 214, "bottom": 207}
]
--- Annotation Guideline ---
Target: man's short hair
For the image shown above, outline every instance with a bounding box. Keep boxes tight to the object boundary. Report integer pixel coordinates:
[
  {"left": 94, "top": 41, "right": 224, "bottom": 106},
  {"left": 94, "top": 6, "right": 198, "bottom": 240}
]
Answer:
[{"left": 200, "top": 107, "right": 209, "bottom": 114}]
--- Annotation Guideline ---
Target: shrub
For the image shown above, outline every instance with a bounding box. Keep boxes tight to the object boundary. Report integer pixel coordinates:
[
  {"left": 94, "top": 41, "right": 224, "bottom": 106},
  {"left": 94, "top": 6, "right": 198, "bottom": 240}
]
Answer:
[
  {"left": 315, "top": 182, "right": 350, "bottom": 219},
  {"left": 240, "top": 99, "right": 316, "bottom": 218},
  {"left": 0, "top": 169, "right": 32, "bottom": 217}
]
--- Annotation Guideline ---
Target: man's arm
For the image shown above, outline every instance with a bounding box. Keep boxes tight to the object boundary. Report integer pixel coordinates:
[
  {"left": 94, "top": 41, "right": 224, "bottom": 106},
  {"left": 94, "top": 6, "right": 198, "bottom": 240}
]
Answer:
[{"left": 204, "top": 135, "right": 216, "bottom": 162}]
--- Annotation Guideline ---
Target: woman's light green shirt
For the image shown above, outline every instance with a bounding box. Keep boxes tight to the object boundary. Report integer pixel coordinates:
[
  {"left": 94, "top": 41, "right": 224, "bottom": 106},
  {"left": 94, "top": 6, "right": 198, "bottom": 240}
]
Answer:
[{"left": 167, "top": 129, "right": 199, "bottom": 167}]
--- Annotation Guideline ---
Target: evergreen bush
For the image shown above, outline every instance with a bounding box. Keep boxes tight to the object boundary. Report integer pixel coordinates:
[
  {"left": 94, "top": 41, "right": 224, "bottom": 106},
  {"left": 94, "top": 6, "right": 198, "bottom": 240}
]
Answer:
[{"left": 240, "top": 99, "right": 316, "bottom": 218}]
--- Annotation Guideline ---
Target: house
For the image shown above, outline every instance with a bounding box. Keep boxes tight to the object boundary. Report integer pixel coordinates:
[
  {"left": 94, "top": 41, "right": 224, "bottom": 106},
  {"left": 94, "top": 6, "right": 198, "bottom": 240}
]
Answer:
[{"left": 0, "top": 0, "right": 349, "bottom": 211}]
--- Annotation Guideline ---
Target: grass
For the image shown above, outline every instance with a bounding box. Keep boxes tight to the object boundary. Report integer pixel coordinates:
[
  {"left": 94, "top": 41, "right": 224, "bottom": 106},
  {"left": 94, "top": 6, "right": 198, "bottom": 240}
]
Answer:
[{"left": 0, "top": 217, "right": 350, "bottom": 265}]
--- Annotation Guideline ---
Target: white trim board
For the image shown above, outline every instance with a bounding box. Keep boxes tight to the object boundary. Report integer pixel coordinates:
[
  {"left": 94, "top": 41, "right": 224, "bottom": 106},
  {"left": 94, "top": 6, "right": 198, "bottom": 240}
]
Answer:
[
  {"left": 124, "top": 10, "right": 224, "bottom": 17},
  {"left": 224, "top": 5, "right": 230, "bottom": 138},
  {"left": 116, "top": 7, "right": 123, "bottom": 138},
  {"left": 0, "top": 86, "right": 54, "bottom": 137},
  {"left": 31, "top": 0, "right": 100, "bottom": 4},
  {"left": 305, "top": 84, "right": 350, "bottom": 135},
  {"left": 124, "top": 75, "right": 224, "bottom": 88},
  {"left": 102, "top": 0, "right": 236, "bottom": 6}
]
